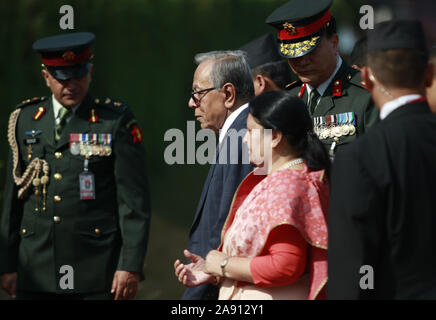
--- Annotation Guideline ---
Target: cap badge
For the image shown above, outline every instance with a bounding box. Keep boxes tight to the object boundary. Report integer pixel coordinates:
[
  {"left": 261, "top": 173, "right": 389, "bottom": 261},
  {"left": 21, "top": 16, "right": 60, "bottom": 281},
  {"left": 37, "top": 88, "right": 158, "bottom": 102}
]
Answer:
[
  {"left": 283, "top": 22, "right": 297, "bottom": 36},
  {"left": 62, "top": 51, "right": 76, "bottom": 62}
]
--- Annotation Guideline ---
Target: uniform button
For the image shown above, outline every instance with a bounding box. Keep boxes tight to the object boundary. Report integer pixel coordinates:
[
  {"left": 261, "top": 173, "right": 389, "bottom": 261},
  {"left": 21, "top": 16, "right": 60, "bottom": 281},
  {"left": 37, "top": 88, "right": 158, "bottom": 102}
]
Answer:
[
  {"left": 54, "top": 173, "right": 63, "bottom": 181},
  {"left": 53, "top": 216, "right": 61, "bottom": 224},
  {"left": 21, "top": 228, "right": 27, "bottom": 235},
  {"left": 347, "top": 74, "right": 352, "bottom": 80},
  {"left": 54, "top": 195, "right": 62, "bottom": 203},
  {"left": 335, "top": 80, "right": 340, "bottom": 85},
  {"left": 94, "top": 228, "right": 101, "bottom": 236},
  {"left": 55, "top": 152, "right": 63, "bottom": 159}
]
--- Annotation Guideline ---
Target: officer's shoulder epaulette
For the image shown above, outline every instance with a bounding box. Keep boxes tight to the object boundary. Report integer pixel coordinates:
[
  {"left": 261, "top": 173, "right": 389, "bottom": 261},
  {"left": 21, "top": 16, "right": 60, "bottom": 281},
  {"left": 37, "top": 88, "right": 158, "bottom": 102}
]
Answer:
[
  {"left": 285, "top": 80, "right": 302, "bottom": 90},
  {"left": 15, "top": 96, "right": 47, "bottom": 109},
  {"left": 346, "top": 69, "right": 368, "bottom": 90},
  {"left": 94, "top": 97, "right": 128, "bottom": 113}
]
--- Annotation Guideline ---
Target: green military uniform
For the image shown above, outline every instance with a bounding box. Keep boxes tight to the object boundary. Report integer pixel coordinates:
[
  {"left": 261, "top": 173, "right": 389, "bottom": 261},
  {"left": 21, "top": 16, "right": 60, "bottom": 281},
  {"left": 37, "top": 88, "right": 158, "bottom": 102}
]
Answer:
[
  {"left": 266, "top": 0, "right": 379, "bottom": 156},
  {"left": 0, "top": 94, "right": 151, "bottom": 295},
  {"left": 0, "top": 32, "right": 151, "bottom": 298},
  {"left": 286, "top": 61, "right": 378, "bottom": 153}
]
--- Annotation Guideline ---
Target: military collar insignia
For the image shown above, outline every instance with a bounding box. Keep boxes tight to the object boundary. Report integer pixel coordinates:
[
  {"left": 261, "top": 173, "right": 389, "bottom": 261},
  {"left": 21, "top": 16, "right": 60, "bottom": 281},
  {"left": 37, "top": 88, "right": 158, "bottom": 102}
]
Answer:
[
  {"left": 332, "top": 80, "right": 343, "bottom": 97},
  {"left": 298, "top": 83, "right": 307, "bottom": 98},
  {"left": 89, "top": 108, "right": 99, "bottom": 123},
  {"left": 33, "top": 106, "right": 46, "bottom": 120}
]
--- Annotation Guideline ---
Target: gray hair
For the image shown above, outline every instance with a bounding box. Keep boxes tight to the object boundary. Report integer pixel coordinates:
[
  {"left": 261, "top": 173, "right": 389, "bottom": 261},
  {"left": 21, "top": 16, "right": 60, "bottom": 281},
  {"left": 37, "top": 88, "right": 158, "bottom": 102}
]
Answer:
[{"left": 194, "top": 50, "right": 254, "bottom": 102}]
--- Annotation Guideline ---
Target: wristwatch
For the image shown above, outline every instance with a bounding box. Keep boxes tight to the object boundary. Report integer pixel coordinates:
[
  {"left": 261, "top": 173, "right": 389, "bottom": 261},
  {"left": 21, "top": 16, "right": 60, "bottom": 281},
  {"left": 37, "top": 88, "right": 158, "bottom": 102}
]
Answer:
[{"left": 220, "top": 257, "right": 230, "bottom": 277}]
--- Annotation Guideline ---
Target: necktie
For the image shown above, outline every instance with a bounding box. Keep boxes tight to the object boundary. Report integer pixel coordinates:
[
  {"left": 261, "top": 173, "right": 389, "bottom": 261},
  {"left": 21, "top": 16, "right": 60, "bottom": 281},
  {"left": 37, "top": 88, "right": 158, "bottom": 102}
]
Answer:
[
  {"left": 55, "top": 107, "right": 71, "bottom": 141},
  {"left": 308, "top": 89, "right": 320, "bottom": 116}
]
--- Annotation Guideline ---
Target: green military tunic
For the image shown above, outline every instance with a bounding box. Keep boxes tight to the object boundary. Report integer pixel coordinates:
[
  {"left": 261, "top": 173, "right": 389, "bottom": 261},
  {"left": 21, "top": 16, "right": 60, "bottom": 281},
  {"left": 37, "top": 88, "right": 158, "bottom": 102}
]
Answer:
[
  {"left": 286, "top": 61, "right": 379, "bottom": 154},
  {"left": 0, "top": 94, "right": 151, "bottom": 294}
]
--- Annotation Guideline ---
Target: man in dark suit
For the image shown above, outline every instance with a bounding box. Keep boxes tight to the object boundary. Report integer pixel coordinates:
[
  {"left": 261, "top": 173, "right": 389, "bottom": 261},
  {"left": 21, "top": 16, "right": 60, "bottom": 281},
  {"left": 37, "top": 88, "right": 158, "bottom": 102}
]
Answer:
[
  {"left": 0, "top": 32, "right": 151, "bottom": 300},
  {"left": 265, "top": 0, "right": 379, "bottom": 158},
  {"left": 181, "top": 51, "right": 255, "bottom": 300},
  {"left": 329, "top": 21, "right": 436, "bottom": 299}
]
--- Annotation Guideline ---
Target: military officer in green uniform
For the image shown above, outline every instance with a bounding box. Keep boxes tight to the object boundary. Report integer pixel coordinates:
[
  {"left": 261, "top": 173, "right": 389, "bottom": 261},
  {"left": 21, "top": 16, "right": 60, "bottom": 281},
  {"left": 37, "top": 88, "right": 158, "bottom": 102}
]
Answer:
[
  {"left": 266, "top": 0, "right": 379, "bottom": 157},
  {"left": 0, "top": 32, "right": 151, "bottom": 300}
]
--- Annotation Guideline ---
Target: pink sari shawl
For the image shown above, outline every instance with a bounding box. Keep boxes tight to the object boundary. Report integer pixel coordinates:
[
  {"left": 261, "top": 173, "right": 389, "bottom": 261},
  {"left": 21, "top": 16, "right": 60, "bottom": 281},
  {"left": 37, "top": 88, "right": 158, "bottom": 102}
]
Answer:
[{"left": 219, "top": 164, "right": 329, "bottom": 300}]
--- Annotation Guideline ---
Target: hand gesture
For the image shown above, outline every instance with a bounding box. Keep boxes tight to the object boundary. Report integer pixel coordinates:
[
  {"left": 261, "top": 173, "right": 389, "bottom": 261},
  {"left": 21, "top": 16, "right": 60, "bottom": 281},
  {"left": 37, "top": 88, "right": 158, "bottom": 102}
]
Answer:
[{"left": 174, "top": 250, "right": 215, "bottom": 287}]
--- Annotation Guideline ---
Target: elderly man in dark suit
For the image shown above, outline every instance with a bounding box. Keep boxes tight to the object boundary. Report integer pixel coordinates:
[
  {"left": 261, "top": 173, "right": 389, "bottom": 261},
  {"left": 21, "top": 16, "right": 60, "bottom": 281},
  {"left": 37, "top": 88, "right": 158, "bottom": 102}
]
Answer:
[
  {"left": 329, "top": 21, "right": 436, "bottom": 299},
  {"left": 179, "top": 51, "right": 255, "bottom": 300}
]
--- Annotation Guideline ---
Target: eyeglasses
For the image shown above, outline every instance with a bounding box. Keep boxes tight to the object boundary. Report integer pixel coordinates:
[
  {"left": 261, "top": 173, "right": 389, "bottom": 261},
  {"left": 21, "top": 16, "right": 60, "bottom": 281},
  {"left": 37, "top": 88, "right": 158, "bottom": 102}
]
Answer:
[{"left": 190, "top": 87, "right": 219, "bottom": 105}]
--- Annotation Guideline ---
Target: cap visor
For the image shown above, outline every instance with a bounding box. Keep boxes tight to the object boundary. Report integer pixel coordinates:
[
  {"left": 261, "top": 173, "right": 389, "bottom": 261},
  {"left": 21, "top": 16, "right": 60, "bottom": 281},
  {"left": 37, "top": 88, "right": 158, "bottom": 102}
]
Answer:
[
  {"left": 47, "top": 63, "right": 91, "bottom": 80},
  {"left": 279, "top": 34, "right": 322, "bottom": 58}
]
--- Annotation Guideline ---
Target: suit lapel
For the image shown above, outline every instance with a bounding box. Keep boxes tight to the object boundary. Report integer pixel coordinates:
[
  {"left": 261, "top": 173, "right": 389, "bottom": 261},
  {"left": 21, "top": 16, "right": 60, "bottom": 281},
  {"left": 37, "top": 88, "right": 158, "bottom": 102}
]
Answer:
[
  {"left": 56, "top": 95, "right": 93, "bottom": 149},
  {"left": 190, "top": 108, "right": 249, "bottom": 232}
]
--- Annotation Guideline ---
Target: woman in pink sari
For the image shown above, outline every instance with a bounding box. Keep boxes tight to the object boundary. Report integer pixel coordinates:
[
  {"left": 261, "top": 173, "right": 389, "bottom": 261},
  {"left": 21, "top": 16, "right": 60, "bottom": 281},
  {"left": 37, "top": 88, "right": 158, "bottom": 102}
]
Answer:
[{"left": 174, "top": 91, "right": 330, "bottom": 300}]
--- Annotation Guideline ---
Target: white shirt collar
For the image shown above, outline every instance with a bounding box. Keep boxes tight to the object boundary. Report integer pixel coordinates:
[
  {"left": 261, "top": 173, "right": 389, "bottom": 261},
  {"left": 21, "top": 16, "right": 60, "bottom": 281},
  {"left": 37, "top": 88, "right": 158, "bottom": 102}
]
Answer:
[
  {"left": 218, "top": 102, "right": 249, "bottom": 145},
  {"left": 379, "top": 94, "right": 423, "bottom": 120},
  {"left": 307, "top": 55, "right": 343, "bottom": 102},
  {"left": 52, "top": 95, "right": 80, "bottom": 124}
]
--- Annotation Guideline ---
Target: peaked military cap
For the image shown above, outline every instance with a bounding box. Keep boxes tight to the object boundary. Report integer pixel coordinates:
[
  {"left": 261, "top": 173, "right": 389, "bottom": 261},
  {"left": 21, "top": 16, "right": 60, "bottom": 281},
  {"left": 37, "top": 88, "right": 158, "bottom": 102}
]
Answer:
[
  {"left": 239, "top": 33, "right": 284, "bottom": 69},
  {"left": 266, "top": 0, "right": 333, "bottom": 59},
  {"left": 367, "top": 20, "right": 428, "bottom": 58},
  {"left": 33, "top": 32, "right": 95, "bottom": 80}
]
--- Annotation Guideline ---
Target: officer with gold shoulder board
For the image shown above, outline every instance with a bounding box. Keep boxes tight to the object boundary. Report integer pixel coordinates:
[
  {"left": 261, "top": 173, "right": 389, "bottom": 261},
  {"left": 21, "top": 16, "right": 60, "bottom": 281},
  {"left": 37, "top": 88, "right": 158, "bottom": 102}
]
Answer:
[
  {"left": 266, "top": 0, "right": 379, "bottom": 157},
  {"left": 0, "top": 32, "right": 151, "bottom": 300}
]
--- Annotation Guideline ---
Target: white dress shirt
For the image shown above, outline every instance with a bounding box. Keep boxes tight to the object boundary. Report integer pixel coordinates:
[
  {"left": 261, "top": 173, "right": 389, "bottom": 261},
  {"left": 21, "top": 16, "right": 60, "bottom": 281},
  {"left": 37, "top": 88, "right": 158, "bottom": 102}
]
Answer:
[
  {"left": 52, "top": 95, "right": 80, "bottom": 126},
  {"left": 379, "top": 94, "right": 423, "bottom": 120},
  {"left": 218, "top": 102, "right": 249, "bottom": 145}
]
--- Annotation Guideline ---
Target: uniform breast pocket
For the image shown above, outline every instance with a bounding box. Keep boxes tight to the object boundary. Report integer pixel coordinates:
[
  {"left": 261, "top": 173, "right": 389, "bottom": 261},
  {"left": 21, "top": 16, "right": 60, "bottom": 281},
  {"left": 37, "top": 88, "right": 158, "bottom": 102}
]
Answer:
[
  {"left": 19, "top": 218, "right": 36, "bottom": 240},
  {"left": 76, "top": 217, "right": 120, "bottom": 248}
]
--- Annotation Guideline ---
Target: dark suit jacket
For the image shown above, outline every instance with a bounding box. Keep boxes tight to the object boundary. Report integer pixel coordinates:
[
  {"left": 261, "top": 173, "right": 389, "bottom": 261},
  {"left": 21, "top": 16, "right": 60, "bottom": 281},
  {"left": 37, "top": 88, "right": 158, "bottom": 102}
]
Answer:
[
  {"left": 0, "top": 95, "right": 151, "bottom": 294},
  {"left": 182, "top": 107, "right": 254, "bottom": 300},
  {"left": 328, "top": 100, "right": 436, "bottom": 299}
]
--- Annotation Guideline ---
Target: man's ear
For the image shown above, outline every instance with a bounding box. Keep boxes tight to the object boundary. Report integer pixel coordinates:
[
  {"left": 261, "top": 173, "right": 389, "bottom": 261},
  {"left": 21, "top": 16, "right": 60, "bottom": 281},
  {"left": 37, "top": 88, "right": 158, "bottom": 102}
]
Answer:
[
  {"left": 424, "top": 63, "right": 434, "bottom": 88},
  {"left": 330, "top": 34, "right": 339, "bottom": 54},
  {"left": 361, "top": 66, "right": 374, "bottom": 91},
  {"left": 223, "top": 83, "right": 237, "bottom": 109},
  {"left": 41, "top": 69, "right": 51, "bottom": 88},
  {"left": 254, "top": 75, "right": 266, "bottom": 95}
]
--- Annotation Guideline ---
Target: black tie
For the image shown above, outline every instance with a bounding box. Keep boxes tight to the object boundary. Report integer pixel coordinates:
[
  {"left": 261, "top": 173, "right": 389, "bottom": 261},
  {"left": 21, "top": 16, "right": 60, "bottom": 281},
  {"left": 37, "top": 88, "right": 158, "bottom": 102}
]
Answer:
[{"left": 308, "top": 89, "right": 320, "bottom": 116}]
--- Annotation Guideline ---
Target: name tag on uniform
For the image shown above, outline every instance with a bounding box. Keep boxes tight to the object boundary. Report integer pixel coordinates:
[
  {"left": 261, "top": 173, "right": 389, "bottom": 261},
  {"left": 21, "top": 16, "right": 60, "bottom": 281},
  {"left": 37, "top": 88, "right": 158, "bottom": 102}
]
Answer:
[{"left": 79, "top": 171, "right": 95, "bottom": 200}]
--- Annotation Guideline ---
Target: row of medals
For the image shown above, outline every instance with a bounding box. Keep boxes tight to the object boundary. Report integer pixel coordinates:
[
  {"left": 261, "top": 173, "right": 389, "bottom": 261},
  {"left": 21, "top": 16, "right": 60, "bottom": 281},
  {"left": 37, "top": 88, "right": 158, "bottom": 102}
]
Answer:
[
  {"left": 70, "top": 142, "right": 112, "bottom": 156},
  {"left": 314, "top": 123, "right": 356, "bottom": 140}
]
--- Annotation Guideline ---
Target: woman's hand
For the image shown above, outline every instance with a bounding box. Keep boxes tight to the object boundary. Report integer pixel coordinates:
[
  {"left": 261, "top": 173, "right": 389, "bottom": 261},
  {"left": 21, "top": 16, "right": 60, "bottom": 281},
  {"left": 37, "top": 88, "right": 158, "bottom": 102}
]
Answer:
[
  {"left": 205, "top": 250, "right": 228, "bottom": 276},
  {"left": 174, "top": 249, "right": 215, "bottom": 287}
]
